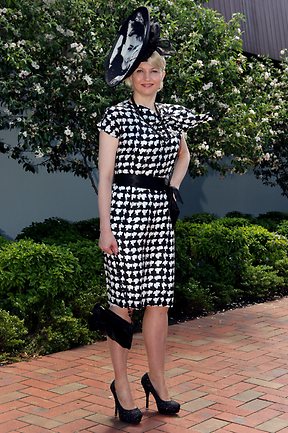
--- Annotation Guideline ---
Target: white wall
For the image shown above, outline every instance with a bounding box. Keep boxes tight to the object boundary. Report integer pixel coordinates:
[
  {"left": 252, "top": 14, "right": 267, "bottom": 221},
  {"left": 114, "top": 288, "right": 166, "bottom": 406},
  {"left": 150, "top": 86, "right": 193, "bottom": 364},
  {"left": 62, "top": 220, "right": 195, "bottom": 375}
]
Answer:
[
  {"left": 0, "top": 155, "right": 98, "bottom": 239},
  {"left": 180, "top": 171, "right": 288, "bottom": 218}
]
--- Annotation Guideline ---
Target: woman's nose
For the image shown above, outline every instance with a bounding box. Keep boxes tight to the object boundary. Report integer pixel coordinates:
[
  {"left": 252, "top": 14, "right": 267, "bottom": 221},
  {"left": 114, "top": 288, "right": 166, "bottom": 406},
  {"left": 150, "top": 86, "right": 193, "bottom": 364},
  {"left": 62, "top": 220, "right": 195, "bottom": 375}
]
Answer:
[{"left": 143, "top": 71, "right": 151, "bottom": 80}]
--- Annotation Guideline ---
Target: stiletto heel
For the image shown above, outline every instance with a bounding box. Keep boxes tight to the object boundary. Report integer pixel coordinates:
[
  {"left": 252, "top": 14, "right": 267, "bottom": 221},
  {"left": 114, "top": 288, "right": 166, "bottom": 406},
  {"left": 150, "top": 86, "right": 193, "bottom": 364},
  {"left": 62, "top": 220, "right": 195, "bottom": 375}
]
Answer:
[
  {"left": 141, "top": 373, "right": 180, "bottom": 415},
  {"left": 110, "top": 381, "right": 142, "bottom": 424}
]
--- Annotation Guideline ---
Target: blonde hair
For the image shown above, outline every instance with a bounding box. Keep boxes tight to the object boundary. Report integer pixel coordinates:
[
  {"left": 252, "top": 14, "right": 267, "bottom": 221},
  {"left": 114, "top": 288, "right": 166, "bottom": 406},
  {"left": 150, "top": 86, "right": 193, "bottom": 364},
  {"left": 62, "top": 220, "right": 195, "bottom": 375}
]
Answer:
[{"left": 124, "top": 51, "right": 166, "bottom": 88}]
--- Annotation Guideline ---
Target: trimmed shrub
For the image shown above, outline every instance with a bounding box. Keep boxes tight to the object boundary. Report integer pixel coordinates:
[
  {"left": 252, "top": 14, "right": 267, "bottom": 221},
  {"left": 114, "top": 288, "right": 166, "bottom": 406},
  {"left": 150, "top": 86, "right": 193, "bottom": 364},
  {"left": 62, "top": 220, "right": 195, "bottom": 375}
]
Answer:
[
  {"left": 187, "top": 223, "right": 249, "bottom": 307},
  {"left": 255, "top": 211, "right": 288, "bottom": 232},
  {"left": 172, "top": 279, "right": 214, "bottom": 319},
  {"left": 16, "top": 217, "right": 81, "bottom": 243},
  {"left": 183, "top": 213, "right": 218, "bottom": 224},
  {"left": 276, "top": 221, "right": 288, "bottom": 238},
  {"left": 0, "top": 236, "right": 9, "bottom": 248},
  {"left": 16, "top": 217, "right": 100, "bottom": 244},
  {"left": 0, "top": 309, "right": 28, "bottom": 354},
  {"left": 241, "top": 265, "right": 284, "bottom": 300}
]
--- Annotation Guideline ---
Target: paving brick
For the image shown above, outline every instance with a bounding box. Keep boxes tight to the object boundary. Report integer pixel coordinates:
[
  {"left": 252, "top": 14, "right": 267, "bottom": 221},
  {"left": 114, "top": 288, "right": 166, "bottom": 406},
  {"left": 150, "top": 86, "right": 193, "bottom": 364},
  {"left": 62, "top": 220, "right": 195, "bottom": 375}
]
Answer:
[
  {"left": 191, "top": 418, "right": 229, "bottom": 432},
  {"left": 1, "top": 298, "right": 288, "bottom": 432},
  {"left": 257, "top": 418, "right": 288, "bottom": 432}
]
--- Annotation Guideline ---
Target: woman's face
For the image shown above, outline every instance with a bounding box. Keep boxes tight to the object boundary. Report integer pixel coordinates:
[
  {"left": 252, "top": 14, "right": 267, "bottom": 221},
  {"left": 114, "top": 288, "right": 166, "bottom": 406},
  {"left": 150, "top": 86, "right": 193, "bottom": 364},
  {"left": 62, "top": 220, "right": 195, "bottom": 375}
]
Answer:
[{"left": 130, "top": 62, "right": 165, "bottom": 97}]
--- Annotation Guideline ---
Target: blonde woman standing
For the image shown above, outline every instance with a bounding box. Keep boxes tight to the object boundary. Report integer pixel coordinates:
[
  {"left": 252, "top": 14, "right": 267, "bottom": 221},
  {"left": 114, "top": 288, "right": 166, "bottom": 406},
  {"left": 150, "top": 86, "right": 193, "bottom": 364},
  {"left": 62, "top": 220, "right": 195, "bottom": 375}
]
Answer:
[{"left": 97, "top": 6, "right": 209, "bottom": 424}]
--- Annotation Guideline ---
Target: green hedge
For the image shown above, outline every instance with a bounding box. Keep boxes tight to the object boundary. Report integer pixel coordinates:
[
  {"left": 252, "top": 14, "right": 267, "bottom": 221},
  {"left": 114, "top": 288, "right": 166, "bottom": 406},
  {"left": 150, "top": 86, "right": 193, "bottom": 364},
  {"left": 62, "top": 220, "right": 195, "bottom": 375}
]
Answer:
[{"left": 1, "top": 212, "right": 287, "bottom": 361}]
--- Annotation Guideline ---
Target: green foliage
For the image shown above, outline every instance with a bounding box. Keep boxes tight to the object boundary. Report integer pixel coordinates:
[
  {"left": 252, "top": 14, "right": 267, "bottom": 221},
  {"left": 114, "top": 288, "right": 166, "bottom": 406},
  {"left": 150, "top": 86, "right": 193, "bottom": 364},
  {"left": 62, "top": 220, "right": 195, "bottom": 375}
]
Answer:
[
  {"left": 0, "top": 236, "right": 9, "bottom": 248},
  {"left": 183, "top": 213, "right": 218, "bottom": 224},
  {"left": 0, "top": 1, "right": 288, "bottom": 194},
  {"left": 173, "top": 279, "right": 214, "bottom": 319},
  {"left": 0, "top": 309, "right": 28, "bottom": 354},
  {"left": 16, "top": 217, "right": 100, "bottom": 243},
  {"left": 174, "top": 215, "right": 288, "bottom": 312},
  {"left": 16, "top": 217, "right": 82, "bottom": 243},
  {"left": 0, "top": 240, "right": 80, "bottom": 331},
  {"left": 34, "top": 312, "right": 91, "bottom": 354},
  {"left": 241, "top": 265, "right": 284, "bottom": 300},
  {"left": 276, "top": 221, "right": 288, "bottom": 238},
  {"left": 255, "top": 212, "right": 288, "bottom": 232},
  {"left": 1, "top": 213, "right": 288, "bottom": 361}
]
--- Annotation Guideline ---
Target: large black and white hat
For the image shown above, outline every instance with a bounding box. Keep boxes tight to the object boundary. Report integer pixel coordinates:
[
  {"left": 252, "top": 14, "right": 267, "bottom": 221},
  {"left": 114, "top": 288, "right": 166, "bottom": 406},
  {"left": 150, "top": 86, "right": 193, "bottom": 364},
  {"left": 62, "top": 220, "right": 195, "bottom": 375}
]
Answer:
[{"left": 104, "top": 6, "right": 171, "bottom": 87}]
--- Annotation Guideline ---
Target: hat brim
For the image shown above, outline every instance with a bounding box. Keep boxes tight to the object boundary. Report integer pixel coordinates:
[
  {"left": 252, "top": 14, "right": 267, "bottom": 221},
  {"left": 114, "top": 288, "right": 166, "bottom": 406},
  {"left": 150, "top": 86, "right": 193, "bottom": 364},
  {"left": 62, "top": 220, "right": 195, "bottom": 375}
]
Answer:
[{"left": 104, "top": 7, "right": 150, "bottom": 87}]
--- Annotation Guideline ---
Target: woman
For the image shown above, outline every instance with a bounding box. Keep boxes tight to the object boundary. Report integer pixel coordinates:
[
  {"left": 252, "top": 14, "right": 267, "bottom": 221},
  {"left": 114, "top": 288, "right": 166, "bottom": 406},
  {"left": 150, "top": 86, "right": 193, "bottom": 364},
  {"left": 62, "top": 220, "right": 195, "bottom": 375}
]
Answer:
[{"left": 97, "top": 7, "right": 208, "bottom": 425}]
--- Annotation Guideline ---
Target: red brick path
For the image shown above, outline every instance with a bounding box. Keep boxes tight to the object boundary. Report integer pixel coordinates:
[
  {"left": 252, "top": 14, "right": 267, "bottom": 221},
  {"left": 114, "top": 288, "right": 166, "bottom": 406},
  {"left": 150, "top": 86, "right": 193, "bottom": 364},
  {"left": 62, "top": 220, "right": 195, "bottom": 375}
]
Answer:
[{"left": 1, "top": 298, "right": 288, "bottom": 432}]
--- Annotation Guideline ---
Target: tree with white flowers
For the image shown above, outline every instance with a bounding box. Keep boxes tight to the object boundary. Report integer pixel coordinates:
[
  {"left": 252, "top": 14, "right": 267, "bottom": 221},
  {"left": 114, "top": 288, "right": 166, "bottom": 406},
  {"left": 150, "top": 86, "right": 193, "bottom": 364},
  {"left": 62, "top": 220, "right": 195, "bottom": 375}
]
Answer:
[{"left": 0, "top": 0, "right": 287, "bottom": 195}]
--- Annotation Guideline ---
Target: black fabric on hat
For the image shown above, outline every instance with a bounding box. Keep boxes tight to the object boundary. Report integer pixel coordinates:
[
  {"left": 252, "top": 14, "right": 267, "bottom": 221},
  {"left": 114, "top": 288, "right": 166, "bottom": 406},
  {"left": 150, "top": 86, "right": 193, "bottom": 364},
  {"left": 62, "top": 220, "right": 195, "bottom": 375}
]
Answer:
[
  {"left": 105, "top": 7, "right": 150, "bottom": 87},
  {"left": 104, "top": 6, "right": 172, "bottom": 87}
]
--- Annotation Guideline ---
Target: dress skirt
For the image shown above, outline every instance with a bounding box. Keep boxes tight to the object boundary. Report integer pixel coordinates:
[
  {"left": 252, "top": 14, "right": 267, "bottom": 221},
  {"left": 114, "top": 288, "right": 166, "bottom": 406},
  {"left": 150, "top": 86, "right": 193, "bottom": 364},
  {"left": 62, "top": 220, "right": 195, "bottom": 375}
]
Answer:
[{"left": 103, "top": 184, "right": 175, "bottom": 309}]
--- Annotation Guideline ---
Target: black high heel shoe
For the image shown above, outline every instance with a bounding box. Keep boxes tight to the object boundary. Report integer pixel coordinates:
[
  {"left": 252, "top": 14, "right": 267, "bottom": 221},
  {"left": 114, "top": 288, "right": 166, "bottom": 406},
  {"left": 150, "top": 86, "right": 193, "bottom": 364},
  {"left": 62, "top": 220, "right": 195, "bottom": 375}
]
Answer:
[
  {"left": 110, "top": 380, "right": 142, "bottom": 424},
  {"left": 141, "top": 373, "right": 180, "bottom": 415}
]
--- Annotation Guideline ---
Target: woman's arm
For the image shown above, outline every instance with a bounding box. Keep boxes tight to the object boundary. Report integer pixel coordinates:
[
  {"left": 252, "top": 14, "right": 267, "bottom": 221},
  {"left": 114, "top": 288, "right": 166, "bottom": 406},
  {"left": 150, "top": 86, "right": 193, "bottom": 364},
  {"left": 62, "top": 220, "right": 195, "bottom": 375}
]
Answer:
[
  {"left": 169, "top": 134, "right": 191, "bottom": 189},
  {"left": 98, "top": 130, "right": 119, "bottom": 255}
]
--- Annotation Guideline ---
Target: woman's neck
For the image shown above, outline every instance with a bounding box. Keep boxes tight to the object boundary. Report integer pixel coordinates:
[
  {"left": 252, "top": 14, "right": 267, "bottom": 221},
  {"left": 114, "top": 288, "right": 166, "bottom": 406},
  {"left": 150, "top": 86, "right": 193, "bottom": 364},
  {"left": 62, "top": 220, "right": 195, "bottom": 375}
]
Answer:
[{"left": 131, "top": 93, "right": 156, "bottom": 111}]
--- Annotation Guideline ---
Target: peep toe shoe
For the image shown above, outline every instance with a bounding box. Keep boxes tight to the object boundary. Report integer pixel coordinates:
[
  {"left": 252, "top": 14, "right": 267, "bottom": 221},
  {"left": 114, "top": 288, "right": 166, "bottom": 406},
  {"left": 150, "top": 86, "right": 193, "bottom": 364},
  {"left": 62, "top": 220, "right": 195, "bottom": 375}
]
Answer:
[
  {"left": 141, "top": 373, "right": 180, "bottom": 415},
  {"left": 110, "top": 381, "right": 142, "bottom": 424}
]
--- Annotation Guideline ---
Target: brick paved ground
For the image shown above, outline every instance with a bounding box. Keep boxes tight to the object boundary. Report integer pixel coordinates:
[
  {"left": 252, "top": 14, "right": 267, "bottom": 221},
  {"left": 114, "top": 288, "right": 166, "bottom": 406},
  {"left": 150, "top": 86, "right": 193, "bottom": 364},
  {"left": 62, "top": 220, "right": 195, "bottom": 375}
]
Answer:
[{"left": 1, "top": 297, "right": 288, "bottom": 433}]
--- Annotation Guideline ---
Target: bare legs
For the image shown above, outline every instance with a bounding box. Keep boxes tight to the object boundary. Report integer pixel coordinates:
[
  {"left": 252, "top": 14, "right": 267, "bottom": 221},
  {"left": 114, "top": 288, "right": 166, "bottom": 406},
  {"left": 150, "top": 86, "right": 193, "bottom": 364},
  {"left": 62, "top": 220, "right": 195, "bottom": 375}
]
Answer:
[
  {"left": 108, "top": 305, "right": 170, "bottom": 408},
  {"left": 142, "top": 306, "right": 169, "bottom": 400},
  {"left": 108, "top": 305, "right": 135, "bottom": 409}
]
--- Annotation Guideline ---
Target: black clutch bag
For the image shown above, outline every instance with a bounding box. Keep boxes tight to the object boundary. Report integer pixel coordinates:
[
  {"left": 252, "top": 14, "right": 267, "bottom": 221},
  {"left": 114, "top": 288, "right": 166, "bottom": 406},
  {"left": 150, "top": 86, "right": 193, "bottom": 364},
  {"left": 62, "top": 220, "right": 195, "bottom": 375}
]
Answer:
[
  {"left": 166, "top": 186, "right": 183, "bottom": 227},
  {"left": 88, "top": 303, "right": 133, "bottom": 350}
]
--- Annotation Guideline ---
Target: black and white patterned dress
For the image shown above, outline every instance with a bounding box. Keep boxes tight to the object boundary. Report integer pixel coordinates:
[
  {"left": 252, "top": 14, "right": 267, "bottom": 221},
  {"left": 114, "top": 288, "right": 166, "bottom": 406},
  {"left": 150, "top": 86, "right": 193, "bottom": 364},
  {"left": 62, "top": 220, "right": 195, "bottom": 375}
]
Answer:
[{"left": 98, "top": 99, "right": 207, "bottom": 309}]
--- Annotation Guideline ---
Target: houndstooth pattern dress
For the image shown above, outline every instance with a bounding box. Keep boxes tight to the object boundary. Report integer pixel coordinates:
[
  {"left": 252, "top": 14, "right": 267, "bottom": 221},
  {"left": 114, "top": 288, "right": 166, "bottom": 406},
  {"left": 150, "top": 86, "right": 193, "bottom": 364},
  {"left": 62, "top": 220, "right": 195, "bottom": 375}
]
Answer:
[{"left": 98, "top": 99, "right": 208, "bottom": 309}]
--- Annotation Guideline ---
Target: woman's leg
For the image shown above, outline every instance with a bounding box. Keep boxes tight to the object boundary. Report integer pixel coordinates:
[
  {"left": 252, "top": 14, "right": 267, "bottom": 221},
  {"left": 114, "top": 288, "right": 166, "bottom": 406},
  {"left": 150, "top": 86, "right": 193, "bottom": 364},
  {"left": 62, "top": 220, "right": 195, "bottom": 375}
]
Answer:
[
  {"left": 142, "top": 306, "right": 169, "bottom": 400},
  {"left": 108, "top": 305, "right": 135, "bottom": 409}
]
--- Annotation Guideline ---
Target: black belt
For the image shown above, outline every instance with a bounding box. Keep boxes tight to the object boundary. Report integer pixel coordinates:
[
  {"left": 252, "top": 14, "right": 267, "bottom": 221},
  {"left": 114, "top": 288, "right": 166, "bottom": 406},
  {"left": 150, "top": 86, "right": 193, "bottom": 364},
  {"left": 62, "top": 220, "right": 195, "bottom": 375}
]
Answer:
[{"left": 114, "top": 174, "right": 167, "bottom": 191}]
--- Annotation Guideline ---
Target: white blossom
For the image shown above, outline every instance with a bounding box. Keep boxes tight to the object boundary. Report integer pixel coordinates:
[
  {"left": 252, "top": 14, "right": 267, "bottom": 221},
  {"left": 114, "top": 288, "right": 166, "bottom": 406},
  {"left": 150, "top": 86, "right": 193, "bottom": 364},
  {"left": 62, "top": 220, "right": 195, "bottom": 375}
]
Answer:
[
  {"left": 83, "top": 74, "right": 93, "bottom": 85},
  {"left": 215, "top": 150, "right": 223, "bottom": 158},
  {"left": 264, "top": 72, "right": 270, "bottom": 80},
  {"left": 81, "top": 131, "right": 87, "bottom": 140},
  {"left": 34, "top": 83, "right": 44, "bottom": 94},
  {"left": 195, "top": 60, "right": 204, "bottom": 68},
  {"left": 171, "top": 94, "right": 180, "bottom": 102},
  {"left": 64, "top": 126, "right": 74, "bottom": 137},
  {"left": 19, "top": 70, "right": 30, "bottom": 78},
  {"left": 202, "top": 82, "right": 213, "bottom": 91},
  {"left": 66, "top": 29, "right": 74, "bottom": 37},
  {"left": 70, "top": 42, "right": 84, "bottom": 52},
  {"left": 209, "top": 59, "right": 219, "bottom": 66},
  {"left": 198, "top": 141, "right": 209, "bottom": 151},
  {"left": 45, "top": 34, "right": 54, "bottom": 41},
  {"left": 232, "top": 87, "right": 240, "bottom": 94},
  {"left": 35, "top": 147, "right": 44, "bottom": 158},
  {"left": 56, "top": 25, "right": 66, "bottom": 35},
  {"left": 263, "top": 153, "right": 271, "bottom": 161},
  {"left": 31, "top": 61, "right": 40, "bottom": 70},
  {"left": 91, "top": 112, "right": 97, "bottom": 118}
]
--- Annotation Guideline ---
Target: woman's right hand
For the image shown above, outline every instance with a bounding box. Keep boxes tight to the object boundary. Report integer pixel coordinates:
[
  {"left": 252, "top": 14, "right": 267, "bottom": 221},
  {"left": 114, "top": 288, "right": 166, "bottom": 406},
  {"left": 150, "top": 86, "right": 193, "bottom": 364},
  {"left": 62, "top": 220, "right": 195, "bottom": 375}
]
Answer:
[{"left": 99, "top": 229, "right": 119, "bottom": 255}]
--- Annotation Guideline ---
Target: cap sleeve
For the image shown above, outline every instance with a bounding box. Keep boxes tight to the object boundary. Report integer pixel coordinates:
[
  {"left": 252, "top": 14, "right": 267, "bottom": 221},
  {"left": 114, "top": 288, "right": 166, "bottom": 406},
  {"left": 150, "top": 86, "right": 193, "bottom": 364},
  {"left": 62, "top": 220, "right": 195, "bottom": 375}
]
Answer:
[
  {"left": 164, "top": 104, "right": 212, "bottom": 132},
  {"left": 97, "top": 106, "right": 121, "bottom": 138}
]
